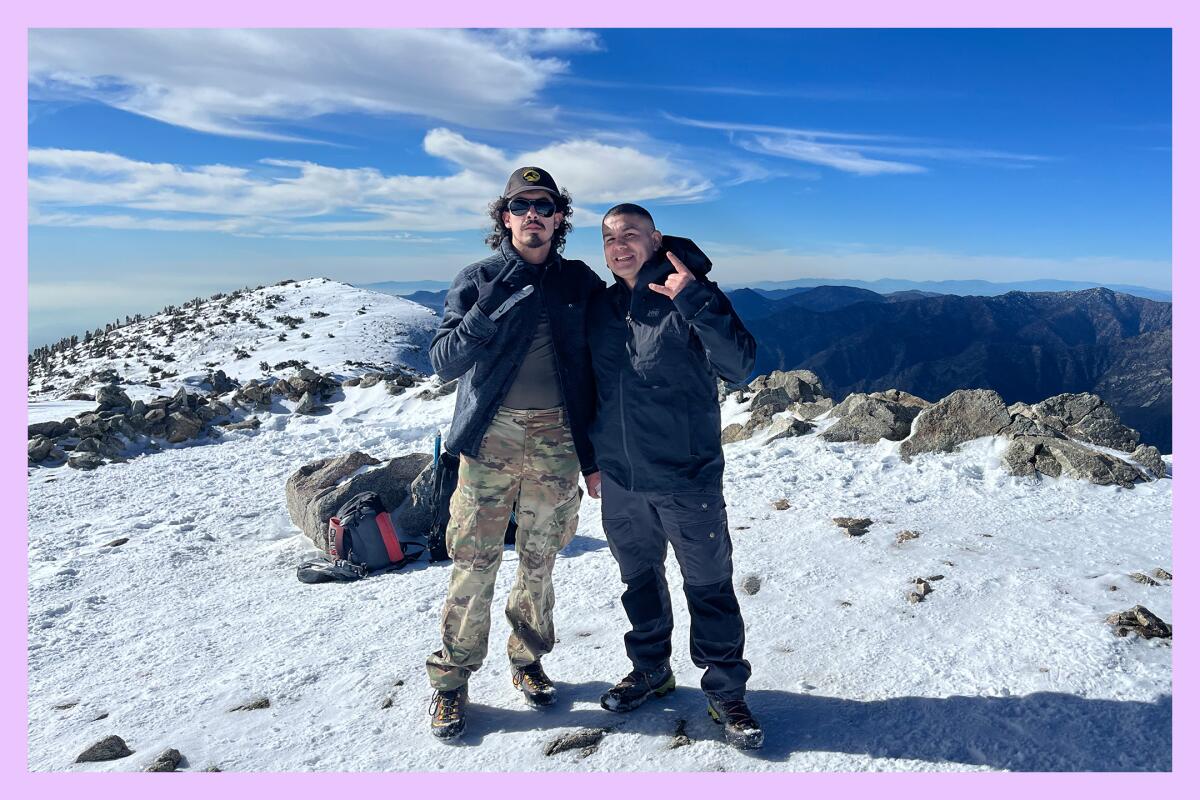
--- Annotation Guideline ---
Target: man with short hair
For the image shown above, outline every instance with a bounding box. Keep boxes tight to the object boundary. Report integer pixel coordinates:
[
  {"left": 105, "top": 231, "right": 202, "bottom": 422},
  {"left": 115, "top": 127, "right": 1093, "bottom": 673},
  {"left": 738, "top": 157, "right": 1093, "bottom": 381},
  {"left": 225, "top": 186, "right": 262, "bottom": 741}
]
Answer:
[
  {"left": 586, "top": 203, "right": 763, "bottom": 749},
  {"left": 425, "top": 167, "right": 603, "bottom": 741}
]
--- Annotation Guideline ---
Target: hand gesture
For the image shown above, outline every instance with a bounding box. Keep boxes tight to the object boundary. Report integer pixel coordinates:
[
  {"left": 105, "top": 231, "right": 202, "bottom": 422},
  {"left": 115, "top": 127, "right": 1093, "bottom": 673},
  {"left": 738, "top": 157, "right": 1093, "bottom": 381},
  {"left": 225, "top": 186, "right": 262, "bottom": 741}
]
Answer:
[{"left": 648, "top": 251, "right": 695, "bottom": 300}]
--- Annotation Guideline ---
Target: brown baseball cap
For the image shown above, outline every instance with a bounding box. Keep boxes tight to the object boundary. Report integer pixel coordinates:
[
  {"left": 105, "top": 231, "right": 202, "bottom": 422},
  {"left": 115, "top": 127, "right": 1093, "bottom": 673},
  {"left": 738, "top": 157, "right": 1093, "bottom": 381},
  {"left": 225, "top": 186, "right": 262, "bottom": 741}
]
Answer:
[{"left": 503, "top": 166, "right": 561, "bottom": 200}]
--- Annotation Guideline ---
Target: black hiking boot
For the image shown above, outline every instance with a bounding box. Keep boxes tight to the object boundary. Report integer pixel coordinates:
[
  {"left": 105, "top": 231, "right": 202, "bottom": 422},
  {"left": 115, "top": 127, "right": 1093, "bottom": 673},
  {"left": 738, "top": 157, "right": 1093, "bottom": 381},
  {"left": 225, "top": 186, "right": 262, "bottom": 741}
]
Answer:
[
  {"left": 428, "top": 687, "right": 467, "bottom": 740},
  {"left": 512, "top": 661, "right": 557, "bottom": 707},
  {"left": 707, "top": 696, "right": 764, "bottom": 750},
  {"left": 599, "top": 664, "right": 676, "bottom": 712}
]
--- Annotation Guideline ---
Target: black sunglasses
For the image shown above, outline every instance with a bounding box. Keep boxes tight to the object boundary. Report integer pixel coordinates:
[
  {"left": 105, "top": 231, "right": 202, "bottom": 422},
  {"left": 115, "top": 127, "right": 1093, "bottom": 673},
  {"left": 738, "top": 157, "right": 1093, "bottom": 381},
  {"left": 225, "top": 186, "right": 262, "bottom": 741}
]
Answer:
[{"left": 507, "top": 198, "right": 557, "bottom": 217}]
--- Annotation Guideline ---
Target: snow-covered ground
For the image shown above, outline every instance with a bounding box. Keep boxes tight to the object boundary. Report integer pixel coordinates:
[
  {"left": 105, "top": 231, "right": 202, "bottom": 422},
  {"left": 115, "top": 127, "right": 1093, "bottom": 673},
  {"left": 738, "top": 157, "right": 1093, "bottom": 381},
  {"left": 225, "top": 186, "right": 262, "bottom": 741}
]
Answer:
[{"left": 26, "top": 280, "right": 1172, "bottom": 772}]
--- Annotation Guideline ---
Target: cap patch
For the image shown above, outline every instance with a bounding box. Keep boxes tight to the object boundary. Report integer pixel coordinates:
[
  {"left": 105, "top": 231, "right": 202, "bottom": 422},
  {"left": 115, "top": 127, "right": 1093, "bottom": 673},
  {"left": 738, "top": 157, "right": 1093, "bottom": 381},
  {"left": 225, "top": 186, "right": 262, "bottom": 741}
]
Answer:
[{"left": 522, "top": 169, "right": 541, "bottom": 183}]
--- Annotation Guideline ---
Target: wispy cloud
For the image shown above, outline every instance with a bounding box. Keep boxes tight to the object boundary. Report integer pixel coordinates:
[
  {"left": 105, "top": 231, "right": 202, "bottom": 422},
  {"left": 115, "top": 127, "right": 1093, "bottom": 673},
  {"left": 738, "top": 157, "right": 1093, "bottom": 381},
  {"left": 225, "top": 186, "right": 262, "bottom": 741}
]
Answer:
[
  {"left": 667, "top": 114, "right": 1047, "bottom": 176},
  {"left": 28, "top": 29, "right": 600, "bottom": 139},
  {"left": 28, "top": 129, "right": 711, "bottom": 237}
]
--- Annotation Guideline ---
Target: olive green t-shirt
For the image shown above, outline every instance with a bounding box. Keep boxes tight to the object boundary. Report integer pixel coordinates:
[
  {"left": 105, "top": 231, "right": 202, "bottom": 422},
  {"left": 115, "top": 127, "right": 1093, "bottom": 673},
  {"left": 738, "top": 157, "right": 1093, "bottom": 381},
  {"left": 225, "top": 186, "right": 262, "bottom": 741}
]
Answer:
[{"left": 501, "top": 304, "right": 563, "bottom": 410}]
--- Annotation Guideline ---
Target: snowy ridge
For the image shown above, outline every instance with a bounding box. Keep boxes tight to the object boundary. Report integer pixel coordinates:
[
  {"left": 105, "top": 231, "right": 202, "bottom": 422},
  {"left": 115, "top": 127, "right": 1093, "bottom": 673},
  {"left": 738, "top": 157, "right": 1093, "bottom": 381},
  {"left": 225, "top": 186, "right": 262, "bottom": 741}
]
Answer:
[
  {"left": 28, "top": 278, "right": 438, "bottom": 400},
  {"left": 27, "top": 373, "right": 1172, "bottom": 772}
]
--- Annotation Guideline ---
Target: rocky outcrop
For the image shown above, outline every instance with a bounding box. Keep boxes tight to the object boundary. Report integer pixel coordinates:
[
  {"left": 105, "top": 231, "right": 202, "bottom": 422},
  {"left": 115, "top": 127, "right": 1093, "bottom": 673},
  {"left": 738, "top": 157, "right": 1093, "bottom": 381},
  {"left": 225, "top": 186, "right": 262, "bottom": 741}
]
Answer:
[
  {"left": 1106, "top": 605, "right": 1171, "bottom": 639},
  {"left": 1030, "top": 393, "right": 1139, "bottom": 453},
  {"left": 1003, "top": 436, "right": 1144, "bottom": 489},
  {"left": 1132, "top": 444, "right": 1167, "bottom": 478},
  {"left": 286, "top": 452, "right": 433, "bottom": 548},
  {"left": 822, "top": 393, "right": 923, "bottom": 444},
  {"left": 900, "top": 389, "right": 1010, "bottom": 461}
]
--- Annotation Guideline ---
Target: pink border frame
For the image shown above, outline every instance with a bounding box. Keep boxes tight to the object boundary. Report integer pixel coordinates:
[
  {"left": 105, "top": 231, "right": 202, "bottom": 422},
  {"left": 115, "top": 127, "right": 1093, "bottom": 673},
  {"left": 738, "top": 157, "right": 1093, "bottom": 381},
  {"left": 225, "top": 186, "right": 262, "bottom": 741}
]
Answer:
[{"left": 7, "top": 1, "right": 1192, "bottom": 795}]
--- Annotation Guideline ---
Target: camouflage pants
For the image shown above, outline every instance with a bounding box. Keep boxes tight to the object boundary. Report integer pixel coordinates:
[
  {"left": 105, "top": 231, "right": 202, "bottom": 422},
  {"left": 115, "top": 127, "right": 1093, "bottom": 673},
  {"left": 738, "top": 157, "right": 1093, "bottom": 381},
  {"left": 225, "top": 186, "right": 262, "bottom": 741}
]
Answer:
[{"left": 426, "top": 406, "right": 582, "bottom": 691}]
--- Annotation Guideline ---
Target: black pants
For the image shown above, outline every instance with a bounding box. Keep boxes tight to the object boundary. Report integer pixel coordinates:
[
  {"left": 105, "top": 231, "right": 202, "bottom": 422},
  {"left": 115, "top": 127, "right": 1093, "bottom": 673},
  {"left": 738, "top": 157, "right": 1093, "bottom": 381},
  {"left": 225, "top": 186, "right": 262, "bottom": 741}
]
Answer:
[{"left": 600, "top": 478, "right": 751, "bottom": 701}]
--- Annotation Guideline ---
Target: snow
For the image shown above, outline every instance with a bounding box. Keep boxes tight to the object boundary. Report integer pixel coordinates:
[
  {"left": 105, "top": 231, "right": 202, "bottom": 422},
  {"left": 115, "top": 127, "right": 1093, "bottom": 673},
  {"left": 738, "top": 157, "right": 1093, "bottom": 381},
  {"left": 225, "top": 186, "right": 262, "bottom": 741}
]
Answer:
[{"left": 26, "top": 281, "right": 1172, "bottom": 772}]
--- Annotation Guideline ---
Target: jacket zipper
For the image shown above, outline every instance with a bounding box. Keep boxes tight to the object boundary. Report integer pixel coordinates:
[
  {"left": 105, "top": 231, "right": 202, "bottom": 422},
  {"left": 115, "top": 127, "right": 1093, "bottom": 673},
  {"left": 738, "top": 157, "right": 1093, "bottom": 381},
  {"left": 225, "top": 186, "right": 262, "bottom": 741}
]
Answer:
[
  {"left": 619, "top": 288, "right": 636, "bottom": 490},
  {"left": 540, "top": 266, "right": 572, "bottom": 432}
]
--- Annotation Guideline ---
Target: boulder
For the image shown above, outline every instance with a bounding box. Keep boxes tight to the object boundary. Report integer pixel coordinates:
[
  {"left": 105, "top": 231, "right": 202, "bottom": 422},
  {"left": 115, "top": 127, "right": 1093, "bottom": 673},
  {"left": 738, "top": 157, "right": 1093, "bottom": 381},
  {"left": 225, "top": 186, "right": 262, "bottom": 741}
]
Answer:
[
  {"left": 822, "top": 395, "right": 920, "bottom": 444},
  {"left": 1003, "top": 436, "right": 1144, "bottom": 488},
  {"left": 900, "top": 389, "right": 1010, "bottom": 461},
  {"left": 1030, "top": 393, "right": 1139, "bottom": 453},
  {"left": 764, "top": 417, "right": 814, "bottom": 444},
  {"left": 166, "top": 410, "right": 204, "bottom": 443},
  {"left": 144, "top": 748, "right": 184, "bottom": 772},
  {"left": 1131, "top": 444, "right": 1167, "bottom": 479},
  {"left": 69, "top": 452, "right": 105, "bottom": 471},
  {"left": 295, "top": 391, "right": 321, "bottom": 414},
  {"left": 29, "top": 420, "right": 68, "bottom": 439},
  {"left": 207, "top": 369, "right": 237, "bottom": 394},
  {"left": 66, "top": 392, "right": 95, "bottom": 401},
  {"left": 75, "top": 735, "right": 133, "bottom": 763},
  {"left": 359, "top": 373, "right": 383, "bottom": 388},
  {"left": 721, "top": 423, "right": 748, "bottom": 444},
  {"left": 144, "top": 408, "right": 167, "bottom": 424},
  {"left": 342, "top": 377, "right": 362, "bottom": 388},
  {"left": 765, "top": 369, "right": 826, "bottom": 402},
  {"left": 1106, "top": 605, "right": 1171, "bottom": 639},
  {"left": 748, "top": 386, "right": 791, "bottom": 416},
  {"left": 286, "top": 452, "right": 434, "bottom": 547},
  {"left": 788, "top": 397, "right": 834, "bottom": 420},
  {"left": 870, "top": 389, "right": 929, "bottom": 409},
  {"left": 221, "top": 416, "right": 261, "bottom": 431},
  {"left": 832, "top": 517, "right": 872, "bottom": 537},
  {"left": 28, "top": 436, "right": 53, "bottom": 463},
  {"left": 746, "top": 375, "right": 768, "bottom": 392},
  {"left": 95, "top": 385, "right": 132, "bottom": 410}
]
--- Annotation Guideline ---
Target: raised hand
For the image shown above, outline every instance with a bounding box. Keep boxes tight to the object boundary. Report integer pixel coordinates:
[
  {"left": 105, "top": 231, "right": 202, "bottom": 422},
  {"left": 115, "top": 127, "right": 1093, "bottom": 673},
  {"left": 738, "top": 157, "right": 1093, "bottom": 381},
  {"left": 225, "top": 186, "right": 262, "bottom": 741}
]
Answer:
[{"left": 648, "top": 251, "right": 695, "bottom": 300}]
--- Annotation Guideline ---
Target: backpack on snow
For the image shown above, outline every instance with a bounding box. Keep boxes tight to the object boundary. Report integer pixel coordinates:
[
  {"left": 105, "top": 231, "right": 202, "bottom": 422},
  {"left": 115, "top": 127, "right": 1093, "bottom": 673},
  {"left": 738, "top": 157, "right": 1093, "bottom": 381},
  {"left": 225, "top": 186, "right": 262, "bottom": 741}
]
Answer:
[{"left": 296, "top": 491, "right": 425, "bottom": 583}]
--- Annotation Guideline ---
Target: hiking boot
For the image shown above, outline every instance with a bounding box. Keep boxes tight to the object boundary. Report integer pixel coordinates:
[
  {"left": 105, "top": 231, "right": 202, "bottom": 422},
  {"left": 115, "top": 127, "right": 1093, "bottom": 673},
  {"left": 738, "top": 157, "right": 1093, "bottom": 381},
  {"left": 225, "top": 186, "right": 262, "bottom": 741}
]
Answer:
[
  {"left": 707, "top": 696, "right": 764, "bottom": 750},
  {"left": 428, "top": 687, "right": 467, "bottom": 740},
  {"left": 512, "top": 661, "right": 557, "bottom": 707},
  {"left": 599, "top": 665, "right": 676, "bottom": 712}
]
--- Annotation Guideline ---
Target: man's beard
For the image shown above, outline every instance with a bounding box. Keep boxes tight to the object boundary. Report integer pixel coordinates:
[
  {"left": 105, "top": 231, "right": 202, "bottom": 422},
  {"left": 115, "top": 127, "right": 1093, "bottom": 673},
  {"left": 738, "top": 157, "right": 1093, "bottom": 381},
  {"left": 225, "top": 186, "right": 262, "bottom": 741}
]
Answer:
[{"left": 519, "top": 228, "right": 546, "bottom": 246}]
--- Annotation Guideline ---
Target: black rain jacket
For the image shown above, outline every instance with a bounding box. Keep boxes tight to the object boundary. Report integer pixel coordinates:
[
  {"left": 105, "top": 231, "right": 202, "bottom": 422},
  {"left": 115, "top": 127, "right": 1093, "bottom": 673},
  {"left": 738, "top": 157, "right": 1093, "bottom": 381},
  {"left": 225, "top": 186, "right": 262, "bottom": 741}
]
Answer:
[
  {"left": 431, "top": 237, "right": 604, "bottom": 473},
  {"left": 586, "top": 236, "right": 756, "bottom": 493}
]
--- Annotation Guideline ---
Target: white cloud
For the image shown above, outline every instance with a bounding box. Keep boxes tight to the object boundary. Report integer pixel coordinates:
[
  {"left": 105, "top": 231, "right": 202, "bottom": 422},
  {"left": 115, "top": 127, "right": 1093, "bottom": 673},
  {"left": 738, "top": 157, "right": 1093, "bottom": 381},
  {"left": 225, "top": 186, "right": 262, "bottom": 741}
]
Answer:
[
  {"left": 667, "top": 114, "right": 1046, "bottom": 175},
  {"left": 28, "top": 129, "right": 709, "bottom": 237},
  {"left": 28, "top": 29, "right": 594, "bottom": 138}
]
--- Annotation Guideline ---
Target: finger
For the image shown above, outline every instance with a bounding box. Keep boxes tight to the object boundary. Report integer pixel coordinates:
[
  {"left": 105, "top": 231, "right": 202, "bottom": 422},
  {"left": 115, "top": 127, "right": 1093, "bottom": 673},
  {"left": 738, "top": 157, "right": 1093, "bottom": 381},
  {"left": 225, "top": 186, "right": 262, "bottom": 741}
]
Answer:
[
  {"left": 648, "top": 283, "right": 672, "bottom": 296},
  {"left": 666, "top": 251, "right": 693, "bottom": 276}
]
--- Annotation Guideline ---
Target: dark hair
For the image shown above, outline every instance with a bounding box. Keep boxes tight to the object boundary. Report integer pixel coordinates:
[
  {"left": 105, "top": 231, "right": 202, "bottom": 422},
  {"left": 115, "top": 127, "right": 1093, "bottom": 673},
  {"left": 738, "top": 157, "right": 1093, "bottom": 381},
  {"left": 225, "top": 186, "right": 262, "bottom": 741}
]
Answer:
[
  {"left": 485, "top": 188, "right": 574, "bottom": 253},
  {"left": 602, "top": 203, "right": 655, "bottom": 229}
]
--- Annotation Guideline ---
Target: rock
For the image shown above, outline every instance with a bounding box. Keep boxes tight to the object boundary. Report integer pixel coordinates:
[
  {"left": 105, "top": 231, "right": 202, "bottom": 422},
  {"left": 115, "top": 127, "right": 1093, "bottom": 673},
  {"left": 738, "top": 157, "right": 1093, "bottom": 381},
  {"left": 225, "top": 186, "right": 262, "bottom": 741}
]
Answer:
[
  {"left": 286, "top": 452, "right": 433, "bottom": 548},
  {"left": 544, "top": 728, "right": 606, "bottom": 756},
  {"left": 28, "top": 436, "right": 53, "bottom": 462},
  {"left": 741, "top": 575, "right": 761, "bottom": 595},
  {"left": 103, "top": 537, "right": 129, "bottom": 548},
  {"left": 1106, "top": 605, "right": 1172, "bottom": 639},
  {"left": 232, "top": 380, "right": 272, "bottom": 408},
  {"left": 668, "top": 719, "right": 693, "bottom": 749},
  {"left": 833, "top": 517, "right": 872, "bottom": 536},
  {"left": 765, "top": 369, "right": 827, "bottom": 402},
  {"left": 74, "top": 437, "right": 102, "bottom": 454},
  {"left": 822, "top": 394, "right": 920, "bottom": 444},
  {"left": 145, "top": 408, "right": 167, "bottom": 424},
  {"left": 747, "top": 375, "right": 768, "bottom": 392},
  {"left": 773, "top": 499, "right": 791, "bottom": 511},
  {"left": 359, "top": 373, "right": 383, "bottom": 388},
  {"left": 144, "top": 748, "right": 184, "bottom": 772},
  {"left": 911, "top": 577, "right": 934, "bottom": 599},
  {"left": 385, "top": 381, "right": 406, "bottom": 396},
  {"left": 900, "top": 389, "right": 1011, "bottom": 461},
  {"left": 720, "top": 423, "right": 747, "bottom": 444},
  {"left": 207, "top": 400, "right": 231, "bottom": 418},
  {"left": 749, "top": 386, "right": 791, "bottom": 416},
  {"left": 764, "top": 417, "right": 814, "bottom": 444},
  {"left": 76, "top": 735, "right": 133, "bottom": 762},
  {"left": 221, "top": 416, "right": 261, "bottom": 431},
  {"left": 169, "top": 386, "right": 191, "bottom": 410},
  {"left": 95, "top": 385, "right": 132, "bottom": 410},
  {"left": 166, "top": 410, "right": 204, "bottom": 443},
  {"left": 1031, "top": 393, "right": 1139, "bottom": 453},
  {"left": 895, "top": 530, "right": 921, "bottom": 543},
  {"left": 68, "top": 452, "right": 105, "bottom": 471},
  {"left": 208, "top": 369, "right": 237, "bottom": 394},
  {"left": 230, "top": 698, "right": 270, "bottom": 711},
  {"left": 789, "top": 398, "right": 834, "bottom": 420},
  {"left": 295, "top": 391, "right": 321, "bottom": 414},
  {"left": 29, "top": 420, "right": 68, "bottom": 438},
  {"left": 1152, "top": 568, "right": 1172, "bottom": 581},
  {"left": 1131, "top": 444, "right": 1167, "bottom": 479},
  {"left": 1004, "top": 436, "right": 1143, "bottom": 488},
  {"left": 66, "top": 392, "right": 95, "bottom": 401},
  {"left": 1000, "top": 413, "right": 1068, "bottom": 439},
  {"left": 1130, "top": 572, "right": 1161, "bottom": 586},
  {"left": 870, "top": 389, "right": 929, "bottom": 409},
  {"left": 342, "top": 377, "right": 362, "bottom": 388}
]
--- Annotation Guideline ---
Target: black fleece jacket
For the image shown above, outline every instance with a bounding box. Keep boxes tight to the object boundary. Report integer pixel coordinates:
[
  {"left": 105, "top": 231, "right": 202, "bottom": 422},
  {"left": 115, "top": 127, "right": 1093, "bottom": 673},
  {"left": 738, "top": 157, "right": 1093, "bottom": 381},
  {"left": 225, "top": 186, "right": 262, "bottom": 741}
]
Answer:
[{"left": 586, "top": 236, "right": 756, "bottom": 493}]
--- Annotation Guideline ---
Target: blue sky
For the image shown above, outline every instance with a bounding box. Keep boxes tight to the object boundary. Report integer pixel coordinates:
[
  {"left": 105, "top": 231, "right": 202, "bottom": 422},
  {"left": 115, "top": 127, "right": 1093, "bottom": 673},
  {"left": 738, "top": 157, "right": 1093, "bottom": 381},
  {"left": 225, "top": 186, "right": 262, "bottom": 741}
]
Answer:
[{"left": 28, "top": 28, "right": 1171, "bottom": 347}]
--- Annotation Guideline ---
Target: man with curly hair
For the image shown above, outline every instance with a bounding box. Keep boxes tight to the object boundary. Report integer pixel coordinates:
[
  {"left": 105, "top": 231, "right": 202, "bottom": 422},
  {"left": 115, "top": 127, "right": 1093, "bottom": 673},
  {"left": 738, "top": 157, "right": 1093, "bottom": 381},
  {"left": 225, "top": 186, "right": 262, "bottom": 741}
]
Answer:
[{"left": 425, "top": 167, "right": 604, "bottom": 740}]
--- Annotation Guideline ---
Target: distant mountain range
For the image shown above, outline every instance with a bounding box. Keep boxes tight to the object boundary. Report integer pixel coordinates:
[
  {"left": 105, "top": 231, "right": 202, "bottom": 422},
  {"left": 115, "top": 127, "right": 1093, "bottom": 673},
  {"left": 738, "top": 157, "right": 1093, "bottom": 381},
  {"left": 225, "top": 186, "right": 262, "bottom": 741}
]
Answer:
[{"left": 731, "top": 285, "right": 1171, "bottom": 451}]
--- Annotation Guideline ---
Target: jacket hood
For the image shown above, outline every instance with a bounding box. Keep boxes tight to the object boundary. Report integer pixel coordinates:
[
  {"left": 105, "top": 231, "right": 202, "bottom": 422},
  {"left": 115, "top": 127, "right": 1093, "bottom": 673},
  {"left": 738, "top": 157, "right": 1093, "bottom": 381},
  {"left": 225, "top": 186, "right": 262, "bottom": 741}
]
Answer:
[{"left": 634, "top": 235, "right": 713, "bottom": 289}]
